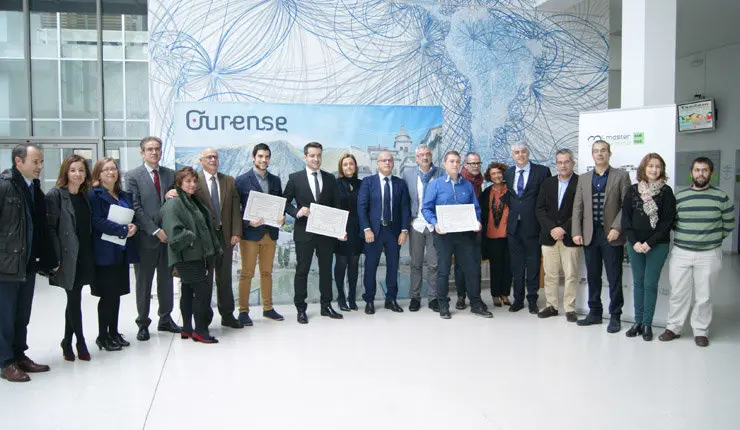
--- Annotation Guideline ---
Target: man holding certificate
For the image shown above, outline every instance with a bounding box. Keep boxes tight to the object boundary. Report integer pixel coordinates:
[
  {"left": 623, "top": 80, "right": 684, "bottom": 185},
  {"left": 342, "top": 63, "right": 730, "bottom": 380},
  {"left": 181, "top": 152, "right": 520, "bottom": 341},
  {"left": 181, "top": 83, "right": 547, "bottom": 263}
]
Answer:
[
  {"left": 422, "top": 151, "right": 493, "bottom": 319},
  {"left": 283, "top": 142, "right": 343, "bottom": 324},
  {"left": 357, "top": 151, "right": 410, "bottom": 314},
  {"left": 234, "top": 143, "right": 286, "bottom": 326}
]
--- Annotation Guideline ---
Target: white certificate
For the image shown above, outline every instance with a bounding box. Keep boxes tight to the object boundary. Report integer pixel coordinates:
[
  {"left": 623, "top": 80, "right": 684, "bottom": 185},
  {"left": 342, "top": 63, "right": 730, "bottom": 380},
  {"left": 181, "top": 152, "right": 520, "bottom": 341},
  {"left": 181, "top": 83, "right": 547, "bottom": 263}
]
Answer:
[
  {"left": 436, "top": 204, "right": 479, "bottom": 233},
  {"left": 305, "top": 203, "right": 349, "bottom": 240},
  {"left": 243, "top": 191, "right": 287, "bottom": 228},
  {"left": 101, "top": 205, "right": 134, "bottom": 246}
]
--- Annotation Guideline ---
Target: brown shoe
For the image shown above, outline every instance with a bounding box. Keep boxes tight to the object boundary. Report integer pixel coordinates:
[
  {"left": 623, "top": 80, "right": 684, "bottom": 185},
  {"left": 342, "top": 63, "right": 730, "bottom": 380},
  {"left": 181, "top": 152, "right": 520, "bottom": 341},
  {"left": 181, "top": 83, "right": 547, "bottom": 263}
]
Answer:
[
  {"left": 694, "top": 336, "right": 709, "bottom": 347},
  {"left": 492, "top": 297, "right": 502, "bottom": 307},
  {"left": 565, "top": 312, "right": 578, "bottom": 322},
  {"left": 1, "top": 363, "right": 31, "bottom": 382},
  {"left": 658, "top": 329, "right": 681, "bottom": 342},
  {"left": 16, "top": 356, "right": 50, "bottom": 373}
]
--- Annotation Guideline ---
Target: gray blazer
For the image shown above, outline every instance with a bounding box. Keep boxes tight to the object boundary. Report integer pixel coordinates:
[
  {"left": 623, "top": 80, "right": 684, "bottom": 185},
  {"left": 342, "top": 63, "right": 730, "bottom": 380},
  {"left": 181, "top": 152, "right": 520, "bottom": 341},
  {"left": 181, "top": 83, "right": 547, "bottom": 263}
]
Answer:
[
  {"left": 402, "top": 165, "right": 442, "bottom": 218},
  {"left": 45, "top": 187, "right": 90, "bottom": 290},
  {"left": 124, "top": 164, "right": 175, "bottom": 250},
  {"left": 571, "top": 166, "right": 631, "bottom": 246}
]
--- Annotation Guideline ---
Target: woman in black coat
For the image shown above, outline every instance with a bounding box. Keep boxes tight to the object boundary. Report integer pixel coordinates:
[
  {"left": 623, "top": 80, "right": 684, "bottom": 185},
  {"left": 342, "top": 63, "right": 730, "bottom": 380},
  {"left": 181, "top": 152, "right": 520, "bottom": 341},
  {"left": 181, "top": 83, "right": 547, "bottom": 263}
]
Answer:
[
  {"left": 334, "top": 154, "right": 363, "bottom": 311},
  {"left": 479, "top": 162, "right": 512, "bottom": 307},
  {"left": 46, "top": 155, "right": 95, "bottom": 361},
  {"left": 89, "top": 158, "right": 139, "bottom": 352}
]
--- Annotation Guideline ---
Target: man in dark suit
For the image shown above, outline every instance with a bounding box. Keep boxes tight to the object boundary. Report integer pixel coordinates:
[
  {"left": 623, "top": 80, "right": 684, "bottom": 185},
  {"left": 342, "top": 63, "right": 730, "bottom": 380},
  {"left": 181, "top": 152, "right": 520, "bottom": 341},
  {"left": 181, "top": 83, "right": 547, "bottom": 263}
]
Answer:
[
  {"left": 357, "top": 151, "right": 411, "bottom": 314},
  {"left": 283, "top": 142, "right": 343, "bottom": 324},
  {"left": 193, "top": 147, "right": 244, "bottom": 329},
  {"left": 125, "top": 136, "right": 180, "bottom": 341},
  {"left": 0, "top": 143, "right": 57, "bottom": 382},
  {"left": 504, "top": 142, "right": 552, "bottom": 314},
  {"left": 535, "top": 149, "right": 581, "bottom": 322},
  {"left": 234, "top": 143, "right": 286, "bottom": 326}
]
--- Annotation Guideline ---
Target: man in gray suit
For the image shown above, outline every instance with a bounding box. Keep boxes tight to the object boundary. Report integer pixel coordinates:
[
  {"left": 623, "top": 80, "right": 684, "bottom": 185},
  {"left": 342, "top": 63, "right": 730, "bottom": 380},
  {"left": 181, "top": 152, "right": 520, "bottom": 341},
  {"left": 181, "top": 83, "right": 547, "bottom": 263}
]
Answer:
[
  {"left": 125, "top": 136, "right": 180, "bottom": 341},
  {"left": 402, "top": 144, "right": 441, "bottom": 312},
  {"left": 572, "top": 139, "right": 631, "bottom": 333}
]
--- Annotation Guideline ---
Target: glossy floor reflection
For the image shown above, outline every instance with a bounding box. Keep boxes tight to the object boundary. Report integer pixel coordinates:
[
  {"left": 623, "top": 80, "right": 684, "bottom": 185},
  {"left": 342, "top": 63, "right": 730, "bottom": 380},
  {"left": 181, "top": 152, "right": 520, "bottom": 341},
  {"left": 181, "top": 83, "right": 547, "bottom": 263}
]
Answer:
[{"left": 1, "top": 256, "right": 739, "bottom": 430}]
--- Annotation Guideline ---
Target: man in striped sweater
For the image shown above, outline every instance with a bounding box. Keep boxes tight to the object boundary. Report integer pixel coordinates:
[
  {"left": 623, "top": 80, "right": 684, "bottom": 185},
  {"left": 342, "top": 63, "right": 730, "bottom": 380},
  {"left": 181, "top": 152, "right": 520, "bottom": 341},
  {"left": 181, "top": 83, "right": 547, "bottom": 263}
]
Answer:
[{"left": 659, "top": 157, "right": 735, "bottom": 347}]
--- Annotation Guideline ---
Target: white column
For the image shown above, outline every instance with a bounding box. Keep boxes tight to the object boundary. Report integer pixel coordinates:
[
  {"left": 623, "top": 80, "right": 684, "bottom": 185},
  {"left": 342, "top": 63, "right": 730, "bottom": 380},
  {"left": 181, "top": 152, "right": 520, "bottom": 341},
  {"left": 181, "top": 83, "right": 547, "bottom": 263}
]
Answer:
[{"left": 620, "top": 0, "right": 677, "bottom": 108}]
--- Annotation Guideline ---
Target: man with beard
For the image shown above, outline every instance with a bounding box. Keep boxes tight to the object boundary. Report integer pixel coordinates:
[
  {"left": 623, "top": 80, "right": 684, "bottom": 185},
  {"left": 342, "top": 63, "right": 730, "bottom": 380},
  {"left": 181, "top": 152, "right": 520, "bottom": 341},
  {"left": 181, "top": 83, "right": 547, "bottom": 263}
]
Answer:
[
  {"left": 454, "top": 152, "right": 484, "bottom": 310},
  {"left": 659, "top": 157, "right": 734, "bottom": 347}
]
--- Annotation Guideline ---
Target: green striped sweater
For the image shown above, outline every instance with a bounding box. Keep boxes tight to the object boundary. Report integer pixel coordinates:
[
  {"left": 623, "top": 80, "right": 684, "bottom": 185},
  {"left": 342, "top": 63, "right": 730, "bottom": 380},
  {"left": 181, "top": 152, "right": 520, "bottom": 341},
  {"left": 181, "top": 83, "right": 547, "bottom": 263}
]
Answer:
[{"left": 674, "top": 186, "right": 735, "bottom": 251}]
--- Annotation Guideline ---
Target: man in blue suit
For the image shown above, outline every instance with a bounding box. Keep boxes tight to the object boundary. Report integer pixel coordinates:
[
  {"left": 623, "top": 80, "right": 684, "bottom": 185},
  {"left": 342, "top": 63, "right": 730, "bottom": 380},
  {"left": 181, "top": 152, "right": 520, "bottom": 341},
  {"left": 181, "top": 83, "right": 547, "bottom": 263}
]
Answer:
[
  {"left": 504, "top": 142, "right": 552, "bottom": 314},
  {"left": 357, "top": 151, "right": 411, "bottom": 314}
]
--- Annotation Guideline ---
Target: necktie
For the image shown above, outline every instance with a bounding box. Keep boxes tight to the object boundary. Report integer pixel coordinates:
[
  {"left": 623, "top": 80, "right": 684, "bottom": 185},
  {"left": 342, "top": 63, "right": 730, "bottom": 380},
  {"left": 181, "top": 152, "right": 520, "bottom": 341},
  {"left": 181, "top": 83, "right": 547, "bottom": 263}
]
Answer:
[
  {"left": 517, "top": 170, "right": 524, "bottom": 196},
  {"left": 210, "top": 176, "right": 221, "bottom": 227},
  {"left": 312, "top": 172, "right": 321, "bottom": 201},
  {"left": 28, "top": 182, "right": 34, "bottom": 203},
  {"left": 383, "top": 177, "right": 392, "bottom": 222},
  {"left": 152, "top": 169, "right": 162, "bottom": 200}
]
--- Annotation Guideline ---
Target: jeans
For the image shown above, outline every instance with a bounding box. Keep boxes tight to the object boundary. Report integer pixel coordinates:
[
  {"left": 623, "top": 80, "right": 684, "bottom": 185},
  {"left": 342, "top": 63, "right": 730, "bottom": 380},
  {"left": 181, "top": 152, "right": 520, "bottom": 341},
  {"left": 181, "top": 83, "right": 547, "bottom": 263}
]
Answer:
[{"left": 583, "top": 226, "right": 624, "bottom": 317}]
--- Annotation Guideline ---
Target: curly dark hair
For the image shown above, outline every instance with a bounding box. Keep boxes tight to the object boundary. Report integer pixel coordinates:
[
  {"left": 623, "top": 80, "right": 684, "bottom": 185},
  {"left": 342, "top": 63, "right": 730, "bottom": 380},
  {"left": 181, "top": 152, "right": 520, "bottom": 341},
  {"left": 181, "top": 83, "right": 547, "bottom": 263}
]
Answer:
[{"left": 484, "top": 162, "right": 508, "bottom": 182}]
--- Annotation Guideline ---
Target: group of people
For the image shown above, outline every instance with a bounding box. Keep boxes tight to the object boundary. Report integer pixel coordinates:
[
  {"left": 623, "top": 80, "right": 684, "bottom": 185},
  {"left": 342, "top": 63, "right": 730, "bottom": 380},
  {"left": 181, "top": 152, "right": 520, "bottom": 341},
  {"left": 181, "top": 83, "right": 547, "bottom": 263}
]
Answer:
[{"left": 0, "top": 136, "right": 735, "bottom": 383}]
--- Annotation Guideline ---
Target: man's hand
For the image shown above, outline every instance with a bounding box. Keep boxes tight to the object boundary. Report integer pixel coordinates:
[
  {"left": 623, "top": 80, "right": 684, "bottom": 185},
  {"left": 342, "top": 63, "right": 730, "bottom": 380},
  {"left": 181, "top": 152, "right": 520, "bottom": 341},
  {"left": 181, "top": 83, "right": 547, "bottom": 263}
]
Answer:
[
  {"left": 127, "top": 223, "right": 138, "bottom": 238},
  {"left": 550, "top": 227, "right": 566, "bottom": 241},
  {"left": 474, "top": 222, "right": 482, "bottom": 232},
  {"left": 277, "top": 216, "right": 286, "bottom": 226},
  {"left": 435, "top": 225, "right": 446, "bottom": 235},
  {"left": 249, "top": 217, "right": 264, "bottom": 227},
  {"left": 156, "top": 230, "right": 168, "bottom": 243},
  {"left": 365, "top": 230, "right": 375, "bottom": 243},
  {"left": 606, "top": 229, "right": 620, "bottom": 242},
  {"left": 164, "top": 189, "right": 178, "bottom": 200},
  {"left": 573, "top": 235, "right": 583, "bottom": 245},
  {"left": 398, "top": 231, "right": 408, "bottom": 246},
  {"left": 297, "top": 207, "right": 310, "bottom": 218},
  {"left": 230, "top": 236, "right": 240, "bottom": 247}
]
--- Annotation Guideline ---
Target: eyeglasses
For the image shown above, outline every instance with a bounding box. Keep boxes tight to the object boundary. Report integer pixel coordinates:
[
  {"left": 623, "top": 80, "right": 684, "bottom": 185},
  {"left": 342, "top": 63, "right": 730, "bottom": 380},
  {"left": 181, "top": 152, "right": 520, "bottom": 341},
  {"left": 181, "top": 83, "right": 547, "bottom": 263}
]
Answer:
[
  {"left": 466, "top": 162, "right": 481, "bottom": 166},
  {"left": 204, "top": 155, "right": 218, "bottom": 160},
  {"left": 378, "top": 159, "right": 393, "bottom": 163},
  {"left": 102, "top": 168, "right": 118, "bottom": 173}
]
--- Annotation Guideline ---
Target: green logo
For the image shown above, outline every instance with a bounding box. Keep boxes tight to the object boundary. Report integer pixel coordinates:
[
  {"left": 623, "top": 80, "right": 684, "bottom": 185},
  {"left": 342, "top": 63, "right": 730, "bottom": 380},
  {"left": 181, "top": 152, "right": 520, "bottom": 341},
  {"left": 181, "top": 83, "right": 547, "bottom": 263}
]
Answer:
[{"left": 633, "top": 132, "right": 645, "bottom": 145}]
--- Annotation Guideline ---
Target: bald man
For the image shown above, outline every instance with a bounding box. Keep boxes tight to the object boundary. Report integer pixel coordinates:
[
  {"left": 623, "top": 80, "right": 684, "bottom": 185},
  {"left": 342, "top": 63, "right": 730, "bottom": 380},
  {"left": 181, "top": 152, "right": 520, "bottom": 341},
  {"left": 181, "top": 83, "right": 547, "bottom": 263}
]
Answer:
[{"left": 193, "top": 148, "right": 244, "bottom": 328}]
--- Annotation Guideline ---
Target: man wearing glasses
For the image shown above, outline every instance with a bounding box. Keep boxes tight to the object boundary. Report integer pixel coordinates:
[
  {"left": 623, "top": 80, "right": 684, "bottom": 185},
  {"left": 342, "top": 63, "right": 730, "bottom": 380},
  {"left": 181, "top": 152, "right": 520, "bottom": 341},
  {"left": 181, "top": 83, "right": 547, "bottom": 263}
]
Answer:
[{"left": 455, "top": 152, "right": 485, "bottom": 310}]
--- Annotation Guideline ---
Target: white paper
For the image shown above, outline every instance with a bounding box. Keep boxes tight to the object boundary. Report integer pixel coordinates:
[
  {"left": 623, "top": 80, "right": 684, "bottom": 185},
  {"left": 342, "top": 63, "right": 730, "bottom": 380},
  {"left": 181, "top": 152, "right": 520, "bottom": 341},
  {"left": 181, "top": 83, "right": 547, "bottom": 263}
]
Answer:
[
  {"left": 101, "top": 205, "right": 135, "bottom": 246},
  {"left": 436, "top": 204, "right": 479, "bottom": 233},
  {"left": 305, "top": 203, "right": 349, "bottom": 240},
  {"left": 243, "top": 191, "right": 287, "bottom": 228}
]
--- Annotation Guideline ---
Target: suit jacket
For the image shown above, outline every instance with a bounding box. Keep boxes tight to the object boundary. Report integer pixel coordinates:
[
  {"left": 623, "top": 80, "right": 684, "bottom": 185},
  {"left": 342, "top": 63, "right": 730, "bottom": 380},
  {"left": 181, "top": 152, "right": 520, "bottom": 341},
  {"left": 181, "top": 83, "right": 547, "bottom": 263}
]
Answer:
[
  {"left": 46, "top": 187, "right": 92, "bottom": 290},
  {"left": 88, "top": 186, "right": 140, "bottom": 266},
  {"left": 571, "top": 166, "right": 631, "bottom": 246},
  {"left": 357, "top": 174, "right": 411, "bottom": 237},
  {"left": 535, "top": 174, "right": 580, "bottom": 247},
  {"left": 124, "top": 164, "right": 174, "bottom": 250},
  {"left": 283, "top": 169, "right": 339, "bottom": 243},
  {"left": 194, "top": 171, "right": 242, "bottom": 244},
  {"left": 234, "top": 169, "right": 283, "bottom": 242},
  {"left": 402, "top": 165, "right": 442, "bottom": 218},
  {"left": 504, "top": 163, "right": 552, "bottom": 237}
]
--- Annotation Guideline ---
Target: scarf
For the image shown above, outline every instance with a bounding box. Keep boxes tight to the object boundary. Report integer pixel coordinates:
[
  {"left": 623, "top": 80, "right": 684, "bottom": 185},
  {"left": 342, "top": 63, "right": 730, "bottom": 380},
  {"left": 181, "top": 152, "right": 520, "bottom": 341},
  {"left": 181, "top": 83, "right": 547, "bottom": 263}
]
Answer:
[
  {"left": 417, "top": 164, "right": 437, "bottom": 197},
  {"left": 489, "top": 185, "right": 507, "bottom": 228},
  {"left": 462, "top": 166, "right": 484, "bottom": 198},
  {"left": 637, "top": 179, "right": 665, "bottom": 229}
]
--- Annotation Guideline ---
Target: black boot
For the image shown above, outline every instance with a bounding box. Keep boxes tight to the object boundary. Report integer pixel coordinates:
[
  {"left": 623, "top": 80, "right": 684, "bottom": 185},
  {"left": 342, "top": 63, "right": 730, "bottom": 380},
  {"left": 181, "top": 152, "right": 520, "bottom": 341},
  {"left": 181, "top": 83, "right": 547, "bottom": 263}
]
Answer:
[
  {"left": 642, "top": 326, "right": 654, "bottom": 341},
  {"left": 625, "top": 323, "right": 643, "bottom": 338}
]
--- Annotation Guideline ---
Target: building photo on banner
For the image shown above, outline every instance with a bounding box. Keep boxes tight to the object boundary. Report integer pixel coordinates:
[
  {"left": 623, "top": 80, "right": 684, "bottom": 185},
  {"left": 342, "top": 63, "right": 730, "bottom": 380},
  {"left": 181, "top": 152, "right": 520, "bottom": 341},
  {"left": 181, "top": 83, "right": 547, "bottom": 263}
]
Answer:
[{"left": 578, "top": 105, "right": 677, "bottom": 326}]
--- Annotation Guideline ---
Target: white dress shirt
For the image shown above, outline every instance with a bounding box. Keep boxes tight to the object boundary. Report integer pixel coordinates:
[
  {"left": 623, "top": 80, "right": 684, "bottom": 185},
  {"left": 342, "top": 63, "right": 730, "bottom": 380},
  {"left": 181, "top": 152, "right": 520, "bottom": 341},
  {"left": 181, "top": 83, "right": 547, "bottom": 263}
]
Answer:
[
  {"left": 203, "top": 171, "right": 221, "bottom": 202},
  {"left": 306, "top": 167, "right": 323, "bottom": 200},
  {"left": 515, "top": 162, "right": 531, "bottom": 195},
  {"left": 144, "top": 163, "right": 162, "bottom": 235},
  {"left": 412, "top": 175, "right": 433, "bottom": 233}
]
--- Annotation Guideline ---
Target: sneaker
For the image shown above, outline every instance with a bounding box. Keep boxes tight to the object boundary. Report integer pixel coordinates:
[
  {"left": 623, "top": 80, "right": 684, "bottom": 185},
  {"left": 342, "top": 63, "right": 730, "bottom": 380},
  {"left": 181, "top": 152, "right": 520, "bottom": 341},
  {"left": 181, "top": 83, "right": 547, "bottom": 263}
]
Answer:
[
  {"left": 263, "top": 309, "right": 284, "bottom": 321},
  {"left": 238, "top": 312, "right": 254, "bottom": 326},
  {"left": 537, "top": 306, "right": 559, "bottom": 319}
]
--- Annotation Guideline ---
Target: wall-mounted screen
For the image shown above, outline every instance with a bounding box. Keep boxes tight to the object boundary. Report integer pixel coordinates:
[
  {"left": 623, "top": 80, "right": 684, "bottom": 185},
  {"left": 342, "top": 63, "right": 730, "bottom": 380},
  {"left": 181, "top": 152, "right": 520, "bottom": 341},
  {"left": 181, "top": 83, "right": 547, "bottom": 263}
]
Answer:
[{"left": 677, "top": 99, "right": 716, "bottom": 133}]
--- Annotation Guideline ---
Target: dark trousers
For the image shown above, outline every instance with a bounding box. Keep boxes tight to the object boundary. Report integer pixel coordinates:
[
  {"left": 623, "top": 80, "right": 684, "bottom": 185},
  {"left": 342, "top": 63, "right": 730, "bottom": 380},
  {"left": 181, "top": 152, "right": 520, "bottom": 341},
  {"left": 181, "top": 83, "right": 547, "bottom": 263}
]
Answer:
[
  {"left": 334, "top": 253, "right": 359, "bottom": 304},
  {"left": 64, "top": 285, "right": 85, "bottom": 343},
  {"left": 454, "top": 234, "right": 481, "bottom": 299},
  {"left": 485, "top": 237, "right": 512, "bottom": 297},
  {"left": 97, "top": 296, "right": 121, "bottom": 339},
  {"left": 362, "top": 226, "right": 400, "bottom": 303},
  {"left": 208, "top": 230, "right": 236, "bottom": 319},
  {"left": 134, "top": 243, "right": 174, "bottom": 328},
  {"left": 294, "top": 238, "right": 334, "bottom": 310},
  {"left": 584, "top": 226, "right": 624, "bottom": 317},
  {"left": 0, "top": 273, "right": 37, "bottom": 367},
  {"left": 507, "top": 230, "right": 541, "bottom": 308},
  {"left": 181, "top": 280, "right": 214, "bottom": 337},
  {"left": 434, "top": 232, "right": 482, "bottom": 309}
]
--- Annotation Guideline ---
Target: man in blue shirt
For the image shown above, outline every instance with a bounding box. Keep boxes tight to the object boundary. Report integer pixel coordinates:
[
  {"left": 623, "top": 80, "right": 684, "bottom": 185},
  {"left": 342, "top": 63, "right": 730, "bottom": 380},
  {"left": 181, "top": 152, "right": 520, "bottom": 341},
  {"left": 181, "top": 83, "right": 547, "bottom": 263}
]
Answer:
[{"left": 422, "top": 151, "right": 492, "bottom": 319}]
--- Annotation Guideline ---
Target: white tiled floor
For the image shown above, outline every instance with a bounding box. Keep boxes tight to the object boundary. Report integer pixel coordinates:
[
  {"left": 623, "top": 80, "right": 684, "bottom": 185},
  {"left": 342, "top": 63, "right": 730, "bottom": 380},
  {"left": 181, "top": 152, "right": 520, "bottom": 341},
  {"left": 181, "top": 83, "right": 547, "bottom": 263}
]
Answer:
[{"left": 2, "top": 256, "right": 739, "bottom": 430}]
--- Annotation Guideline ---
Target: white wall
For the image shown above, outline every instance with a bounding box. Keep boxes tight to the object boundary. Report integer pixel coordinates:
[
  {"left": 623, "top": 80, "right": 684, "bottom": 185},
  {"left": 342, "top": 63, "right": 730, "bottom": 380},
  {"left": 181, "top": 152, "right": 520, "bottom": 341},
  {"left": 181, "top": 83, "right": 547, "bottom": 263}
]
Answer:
[{"left": 676, "top": 43, "right": 740, "bottom": 252}]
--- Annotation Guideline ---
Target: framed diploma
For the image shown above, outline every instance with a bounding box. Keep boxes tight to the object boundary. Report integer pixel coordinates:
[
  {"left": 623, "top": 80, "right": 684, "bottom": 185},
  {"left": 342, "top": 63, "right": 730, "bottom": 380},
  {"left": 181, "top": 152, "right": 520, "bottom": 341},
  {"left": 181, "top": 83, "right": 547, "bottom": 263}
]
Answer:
[
  {"left": 436, "top": 204, "right": 478, "bottom": 233},
  {"left": 243, "top": 191, "right": 287, "bottom": 228}
]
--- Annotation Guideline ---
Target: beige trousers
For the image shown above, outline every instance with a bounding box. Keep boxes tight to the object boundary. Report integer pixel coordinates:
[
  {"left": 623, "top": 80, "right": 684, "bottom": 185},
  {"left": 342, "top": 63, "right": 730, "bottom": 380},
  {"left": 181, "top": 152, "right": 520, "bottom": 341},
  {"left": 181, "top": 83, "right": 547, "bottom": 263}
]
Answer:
[
  {"left": 541, "top": 241, "right": 581, "bottom": 313},
  {"left": 667, "top": 246, "right": 722, "bottom": 337},
  {"left": 238, "top": 235, "right": 277, "bottom": 312}
]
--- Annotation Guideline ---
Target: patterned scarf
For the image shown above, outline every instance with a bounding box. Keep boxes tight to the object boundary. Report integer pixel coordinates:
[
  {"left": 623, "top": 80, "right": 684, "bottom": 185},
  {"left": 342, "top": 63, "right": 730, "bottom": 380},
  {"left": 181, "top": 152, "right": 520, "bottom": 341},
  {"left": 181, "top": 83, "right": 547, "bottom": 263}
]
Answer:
[
  {"left": 462, "top": 166, "right": 484, "bottom": 198},
  {"left": 490, "top": 185, "right": 507, "bottom": 228},
  {"left": 418, "top": 164, "right": 437, "bottom": 196},
  {"left": 638, "top": 179, "right": 665, "bottom": 229}
]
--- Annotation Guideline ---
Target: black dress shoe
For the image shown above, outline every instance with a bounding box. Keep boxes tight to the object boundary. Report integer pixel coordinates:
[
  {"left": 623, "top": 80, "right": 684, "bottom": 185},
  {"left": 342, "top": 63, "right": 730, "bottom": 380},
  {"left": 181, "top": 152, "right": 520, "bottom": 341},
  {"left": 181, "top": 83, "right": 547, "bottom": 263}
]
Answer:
[
  {"left": 428, "top": 299, "right": 440, "bottom": 312},
  {"left": 337, "top": 300, "right": 351, "bottom": 312},
  {"left": 537, "top": 306, "right": 558, "bottom": 318},
  {"left": 439, "top": 309, "right": 452, "bottom": 319},
  {"left": 565, "top": 312, "right": 578, "bottom": 322},
  {"left": 606, "top": 317, "right": 621, "bottom": 333},
  {"left": 528, "top": 307, "right": 539, "bottom": 315},
  {"left": 384, "top": 300, "right": 403, "bottom": 312},
  {"left": 626, "top": 323, "right": 643, "bottom": 338},
  {"left": 509, "top": 302, "right": 524, "bottom": 312},
  {"left": 348, "top": 301, "right": 358, "bottom": 311},
  {"left": 455, "top": 297, "right": 467, "bottom": 310},
  {"left": 642, "top": 326, "right": 653, "bottom": 341},
  {"left": 297, "top": 310, "right": 308, "bottom": 324},
  {"left": 136, "top": 327, "right": 150, "bottom": 341},
  {"left": 365, "top": 303, "right": 375, "bottom": 315},
  {"left": 409, "top": 298, "right": 421, "bottom": 312},
  {"left": 320, "top": 305, "right": 344, "bottom": 319},
  {"left": 471, "top": 306, "right": 493, "bottom": 318},
  {"left": 576, "top": 314, "right": 603, "bottom": 326},
  {"left": 157, "top": 320, "right": 182, "bottom": 333},
  {"left": 96, "top": 337, "right": 122, "bottom": 351},
  {"left": 221, "top": 317, "right": 244, "bottom": 329}
]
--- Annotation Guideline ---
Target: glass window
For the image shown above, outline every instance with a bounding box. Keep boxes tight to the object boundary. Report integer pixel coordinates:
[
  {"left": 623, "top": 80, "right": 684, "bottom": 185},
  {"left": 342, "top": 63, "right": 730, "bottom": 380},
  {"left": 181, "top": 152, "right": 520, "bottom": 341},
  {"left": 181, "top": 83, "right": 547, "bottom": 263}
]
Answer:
[
  {"left": 0, "top": 10, "right": 24, "bottom": 58},
  {"left": 103, "top": 60, "right": 124, "bottom": 118},
  {"left": 30, "top": 12, "right": 58, "bottom": 59},
  {"left": 62, "top": 119, "right": 97, "bottom": 136},
  {"left": 60, "top": 60, "right": 98, "bottom": 119},
  {"left": 125, "top": 61, "right": 148, "bottom": 119},
  {"left": 33, "top": 120, "right": 61, "bottom": 136},
  {"left": 60, "top": 12, "right": 97, "bottom": 59},
  {"left": 124, "top": 15, "right": 147, "bottom": 60},
  {"left": 125, "top": 120, "right": 148, "bottom": 138},
  {"left": 31, "top": 59, "right": 60, "bottom": 118},
  {"left": 103, "top": 139, "right": 141, "bottom": 173},
  {"left": 0, "top": 120, "right": 27, "bottom": 136},
  {"left": 104, "top": 119, "right": 124, "bottom": 137},
  {"left": 0, "top": 11, "right": 28, "bottom": 136}
]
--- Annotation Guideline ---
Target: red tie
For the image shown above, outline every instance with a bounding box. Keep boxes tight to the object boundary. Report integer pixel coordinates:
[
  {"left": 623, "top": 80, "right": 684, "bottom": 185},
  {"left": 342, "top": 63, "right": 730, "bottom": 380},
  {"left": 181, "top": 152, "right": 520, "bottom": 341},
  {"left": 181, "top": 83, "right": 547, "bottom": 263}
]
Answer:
[{"left": 152, "top": 169, "right": 161, "bottom": 199}]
